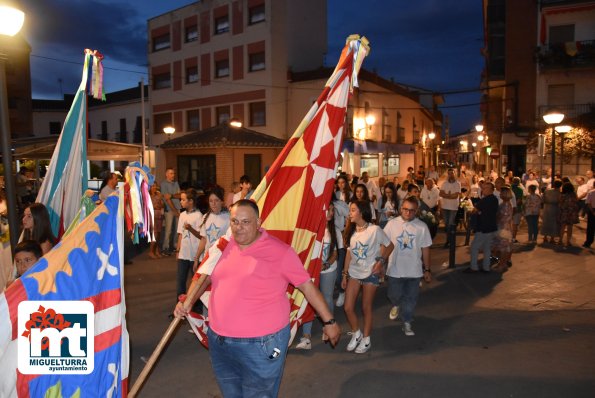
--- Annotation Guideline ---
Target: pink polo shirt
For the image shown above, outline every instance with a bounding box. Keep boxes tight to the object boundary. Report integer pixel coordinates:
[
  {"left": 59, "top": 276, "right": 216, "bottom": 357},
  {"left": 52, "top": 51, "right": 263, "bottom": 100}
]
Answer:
[{"left": 208, "top": 229, "right": 310, "bottom": 337}]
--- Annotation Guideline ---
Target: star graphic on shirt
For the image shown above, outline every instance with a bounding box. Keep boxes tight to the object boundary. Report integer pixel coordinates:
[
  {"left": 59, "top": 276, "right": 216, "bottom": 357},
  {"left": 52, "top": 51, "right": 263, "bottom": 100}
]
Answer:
[
  {"left": 396, "top": 230, "right": 416, "bottom": 250},
  {"left": 352, "top": 241, "right": 368, "bottom": 260},
  {"left": 206, "top": 223, "right": 220, "bottom": 243}
]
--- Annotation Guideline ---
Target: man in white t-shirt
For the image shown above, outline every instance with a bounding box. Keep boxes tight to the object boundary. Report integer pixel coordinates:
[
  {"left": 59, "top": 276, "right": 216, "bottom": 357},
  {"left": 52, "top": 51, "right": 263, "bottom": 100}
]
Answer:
[
  {"left": 383, "top": 196, "right": 432, "bottom": 336},
  {"left": 361, "top": 172, "right": 381, "bottom": 212},
  {"left": 439, "top": 168, "right": 461, "bottom": 247},
  {"left": 420, "top": 178, "right": 440, "bottom": 213}
]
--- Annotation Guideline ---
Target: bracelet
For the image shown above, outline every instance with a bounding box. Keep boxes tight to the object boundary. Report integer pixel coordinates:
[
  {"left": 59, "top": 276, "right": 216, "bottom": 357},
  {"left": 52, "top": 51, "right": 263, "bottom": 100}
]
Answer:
[
  {"left": 375, "top": 256, "right": 387, "bottom": 266},
  {"left": 423, "top": 268, "right": 431, "bottom": 273}
]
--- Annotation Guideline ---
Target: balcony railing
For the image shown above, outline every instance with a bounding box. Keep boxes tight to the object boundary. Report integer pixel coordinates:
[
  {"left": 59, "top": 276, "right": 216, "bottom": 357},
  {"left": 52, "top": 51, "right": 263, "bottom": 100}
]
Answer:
[
  {"left": 537, "top": 39, "right": 595, "bottom": 70},
  {"left": 538, "top": 103, "right": 595, "bottom": 126}
]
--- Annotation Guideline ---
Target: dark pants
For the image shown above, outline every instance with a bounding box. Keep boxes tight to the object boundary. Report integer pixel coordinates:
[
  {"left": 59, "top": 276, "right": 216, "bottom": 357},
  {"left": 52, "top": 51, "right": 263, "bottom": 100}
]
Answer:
[
  {"left": 442, "top": 209, "right": 457, "bottom": 243},
  {"left": 387, "top": 276, "right": 421, "bottom": 323},
  {"left": 177, "top": 259, "right": 193, "bottom": 299},
  {"left": 525, "top": 215, "right": 539, "bottom": 241},
  {"left": 585, "top": 211, "right": 595, "bottom": 247},
  {"left": 177, "top": 259, "right": 203, "bottom": 312},
  {"left": 335, "top": 247, "right": 346, "bottom": 291}
]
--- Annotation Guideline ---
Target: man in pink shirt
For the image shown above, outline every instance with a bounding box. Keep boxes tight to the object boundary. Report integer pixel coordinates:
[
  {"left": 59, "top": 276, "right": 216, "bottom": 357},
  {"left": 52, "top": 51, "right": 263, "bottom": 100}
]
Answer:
[{"left": 175, "top": 200, "right": 340, "bottom": 397}]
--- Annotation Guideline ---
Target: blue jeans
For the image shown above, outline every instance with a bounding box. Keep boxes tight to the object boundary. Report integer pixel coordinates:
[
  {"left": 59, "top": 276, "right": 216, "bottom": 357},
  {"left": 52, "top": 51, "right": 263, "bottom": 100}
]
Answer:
[
  {"left": 387, "top": 276, "right": 420, "bottom": 323},
  {"left": 470, "top": 231, "right": 496, "bottom": 271},
  {"left": 303, "top": 269, "right": 336, "bottom": 335},
  {"left": 208, "top": 324, "right": 290, "bottom": 398},
  {"left": 525, "top": 215, "right": 539, "bottom": 241}
]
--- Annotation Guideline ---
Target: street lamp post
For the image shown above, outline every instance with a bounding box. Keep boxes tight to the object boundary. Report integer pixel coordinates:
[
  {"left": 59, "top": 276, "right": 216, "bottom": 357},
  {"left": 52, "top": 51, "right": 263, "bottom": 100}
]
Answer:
[
  {"left": 163, "top": 126, "right": 175, "bottom": 140},
  {"left": 475, "top": 124, "right": 484, "bottom": 172},
  {"left": 543, "top": 110, "right": 565, "bottom": 182},
  {"left": 0, "top": 2, "right": 25, "bottom": 253},
  {"left": 428, "top": 132, "right": 436, "bottom": 166},
  {"left": 555, "top": 125, "right": 572, "bottom": 177}
]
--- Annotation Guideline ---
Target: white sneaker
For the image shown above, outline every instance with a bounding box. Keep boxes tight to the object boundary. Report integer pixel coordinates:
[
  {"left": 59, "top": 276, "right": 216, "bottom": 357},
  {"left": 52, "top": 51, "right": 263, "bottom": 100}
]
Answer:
[
  {"left": 295, "top": 337, "right": 311, "bottom": 350},
  {"left": 354, "top": 336, "right": 371, "bottom": 354},
  {"left": 346, "top": 330, "right": 362, "bottom": 352},
  {"left": 389, "top": 306, "right": 399, "bottom": 320},
  {"left": 336, "top": 292, "right": 345, "bottom": 307},
  {"left": 403, "top": 322, "right": 415, "bottom": 336}
]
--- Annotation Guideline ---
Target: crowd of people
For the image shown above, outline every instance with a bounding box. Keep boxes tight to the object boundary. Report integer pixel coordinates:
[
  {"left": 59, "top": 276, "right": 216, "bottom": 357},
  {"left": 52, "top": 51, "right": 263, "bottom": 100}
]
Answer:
[{"left": 2, "top": 161, "right": 594, "bottom": 397}]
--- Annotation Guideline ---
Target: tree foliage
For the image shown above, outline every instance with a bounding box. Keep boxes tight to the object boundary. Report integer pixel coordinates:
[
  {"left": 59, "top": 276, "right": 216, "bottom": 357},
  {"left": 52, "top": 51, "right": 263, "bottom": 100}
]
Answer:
[{"left": 527, "top": 127, "right": 595, "bottom": 162}]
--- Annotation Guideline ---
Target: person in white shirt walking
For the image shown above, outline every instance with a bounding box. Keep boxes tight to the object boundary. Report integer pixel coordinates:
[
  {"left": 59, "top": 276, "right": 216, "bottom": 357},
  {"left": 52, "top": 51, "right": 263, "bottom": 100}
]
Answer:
[
  {"left": 342, "top": 200, "right": 393, "bottom": 353},
  {"left": 439, "top": 168, "right": 461, "bottom": 247},
  {"left": 384, "top": 196, "right": 432, "bottom": 336},
  {"left": 176, "top": 188, "right": 203, "bottom": 307}
]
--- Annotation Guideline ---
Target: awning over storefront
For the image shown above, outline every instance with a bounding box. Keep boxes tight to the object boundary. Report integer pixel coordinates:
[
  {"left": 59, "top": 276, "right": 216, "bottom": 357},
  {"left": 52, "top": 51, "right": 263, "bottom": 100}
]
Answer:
[
  {"left": 342, "top": 139, "right": 415, "bottom": 155},
  {"left": 10, "top": 137, "right": 142, "bottom": 161}
]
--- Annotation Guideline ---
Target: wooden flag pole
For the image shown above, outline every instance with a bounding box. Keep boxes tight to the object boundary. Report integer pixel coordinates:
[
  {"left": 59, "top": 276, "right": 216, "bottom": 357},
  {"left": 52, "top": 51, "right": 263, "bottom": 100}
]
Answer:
[{"left": 128, "top": 273, "right": 208, "bottom": 398}]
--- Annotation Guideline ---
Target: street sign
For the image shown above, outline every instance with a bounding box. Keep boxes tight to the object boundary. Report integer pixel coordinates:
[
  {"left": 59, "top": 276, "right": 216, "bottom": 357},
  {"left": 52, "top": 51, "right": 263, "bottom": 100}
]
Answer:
[{"left": 490, "top": 148, "right": 500, "bottom": 159}]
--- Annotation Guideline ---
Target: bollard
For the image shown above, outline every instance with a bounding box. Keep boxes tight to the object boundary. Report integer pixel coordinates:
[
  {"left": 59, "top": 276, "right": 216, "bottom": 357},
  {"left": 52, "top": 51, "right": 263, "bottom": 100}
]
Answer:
[{"left": 448, "top": 224, "right": 457, "bottom": 268}]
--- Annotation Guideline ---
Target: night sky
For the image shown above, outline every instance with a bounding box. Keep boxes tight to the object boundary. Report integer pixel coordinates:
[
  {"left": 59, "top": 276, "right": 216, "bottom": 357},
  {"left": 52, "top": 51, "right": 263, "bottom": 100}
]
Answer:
[{"left": 19, "top": 0, "right": 483, "bottom": 134}]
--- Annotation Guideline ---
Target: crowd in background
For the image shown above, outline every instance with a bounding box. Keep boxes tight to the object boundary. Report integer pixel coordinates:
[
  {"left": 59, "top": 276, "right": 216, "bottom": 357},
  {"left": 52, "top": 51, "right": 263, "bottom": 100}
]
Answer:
[{"left": 2, "top": 161, "right": 594, "bottom": 355}]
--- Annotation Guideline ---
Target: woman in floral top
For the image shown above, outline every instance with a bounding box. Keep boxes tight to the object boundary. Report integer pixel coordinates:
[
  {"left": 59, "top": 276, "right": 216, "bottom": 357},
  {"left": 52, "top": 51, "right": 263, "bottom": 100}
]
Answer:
[
  {"left": 493, "top": 186, "right": 514, "bottom": 272},
  {"left": 558, "top": 182, "right": 579, "bottom": 247},
  {"left": 523, "top": 184, "right": 542, "bottom": 244}
]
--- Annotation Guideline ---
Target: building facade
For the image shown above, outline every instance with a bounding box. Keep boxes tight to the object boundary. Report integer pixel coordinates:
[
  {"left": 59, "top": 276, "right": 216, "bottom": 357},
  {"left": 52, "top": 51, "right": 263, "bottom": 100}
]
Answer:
[
  {"left": 31, "top": 84, "right": 148, "bottom": 178},
  {"left": 481, "top": 0, "right": 595, "bottom": 177},
  {"left": 148, "top": 0, "right": 442, "bottom": 189}
]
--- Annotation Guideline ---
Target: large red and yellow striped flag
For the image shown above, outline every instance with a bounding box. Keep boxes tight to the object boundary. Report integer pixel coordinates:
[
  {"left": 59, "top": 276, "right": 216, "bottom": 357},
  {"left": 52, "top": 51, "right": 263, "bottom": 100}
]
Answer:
[{"left": 198, "top": 35, "right": 369, "bottom": 341}]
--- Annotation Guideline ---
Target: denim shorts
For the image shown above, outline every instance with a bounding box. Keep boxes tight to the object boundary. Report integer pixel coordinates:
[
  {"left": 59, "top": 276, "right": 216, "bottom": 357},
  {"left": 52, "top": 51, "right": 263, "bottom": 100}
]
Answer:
[{"left": 357, "top": 273, "right": 381, "bottom": 286}]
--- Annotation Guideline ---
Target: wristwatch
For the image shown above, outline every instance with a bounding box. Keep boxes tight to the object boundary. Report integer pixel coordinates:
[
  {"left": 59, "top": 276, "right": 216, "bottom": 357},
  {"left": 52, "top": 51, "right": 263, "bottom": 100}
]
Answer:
[{"left": 321, "top": 318, "right": 336, "bottom": 326}]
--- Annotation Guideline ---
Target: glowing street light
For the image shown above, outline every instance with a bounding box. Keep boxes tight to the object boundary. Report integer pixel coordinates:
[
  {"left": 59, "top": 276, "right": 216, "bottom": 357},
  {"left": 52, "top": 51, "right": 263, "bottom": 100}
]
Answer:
[
  {"left": 364, "top": 114, "right": 376, "bottom": 127},
  {"left": 229, "top": 118, "right": 242, "bottom": 128},
  {"left": 543, "top": 109, "right": 565, "bottom": 179},
  {"left": 0, "top": 4, "right": 25, "bottom": 36},
  {"left": 353, "top": 113, "right": 375, "bottom": 141},
  {"left": 163, "top": 126, "right": 175, "bottom": 143}
]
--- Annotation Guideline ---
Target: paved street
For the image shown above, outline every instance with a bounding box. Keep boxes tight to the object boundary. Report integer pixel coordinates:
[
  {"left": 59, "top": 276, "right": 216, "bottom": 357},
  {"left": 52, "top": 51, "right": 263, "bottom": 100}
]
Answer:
[{"left": 125, "top": 221, "right": 595, "bottom": 398}]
